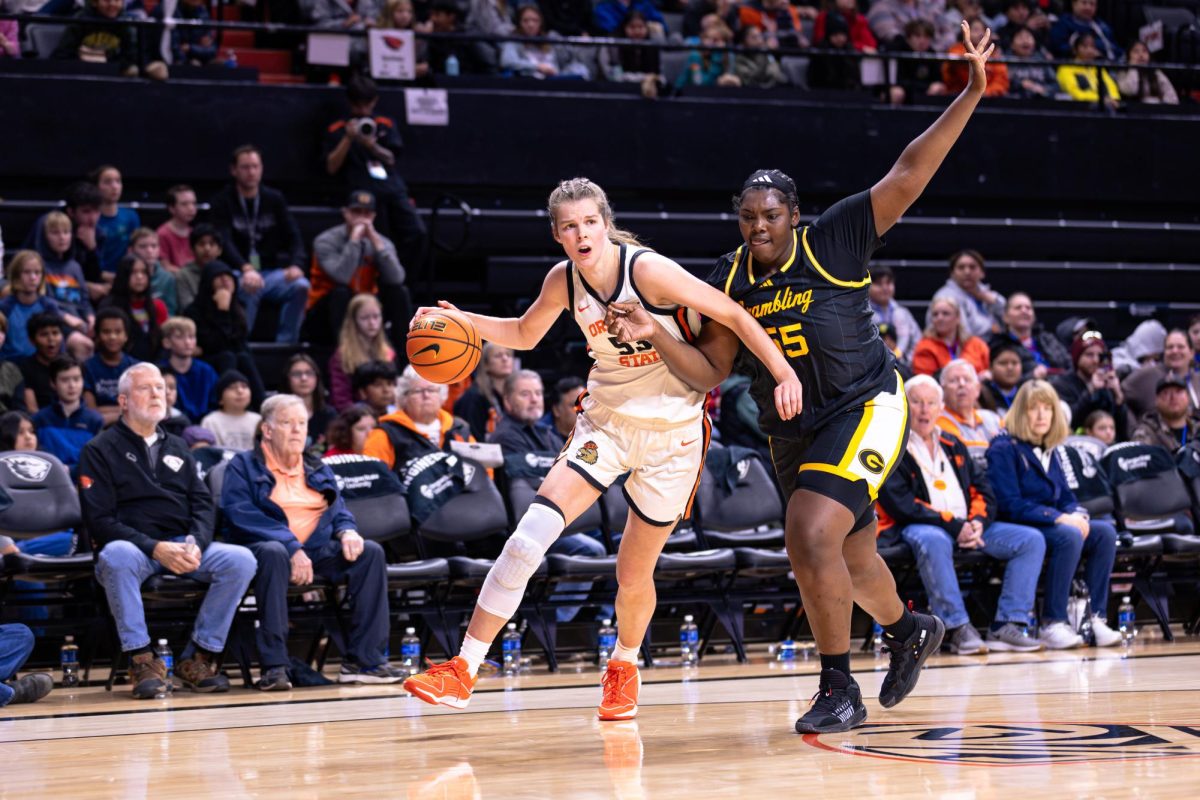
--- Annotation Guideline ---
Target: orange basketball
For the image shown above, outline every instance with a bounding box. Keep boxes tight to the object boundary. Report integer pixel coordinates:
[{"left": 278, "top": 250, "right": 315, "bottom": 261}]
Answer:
[{"left": 406, "top": 309, "right": 481, "bottom": 384}]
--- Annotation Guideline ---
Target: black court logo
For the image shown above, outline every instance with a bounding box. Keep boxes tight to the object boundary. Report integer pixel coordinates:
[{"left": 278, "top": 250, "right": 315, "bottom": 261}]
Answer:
[
  {"left": 805, "top": 723, "right": 1200, "bottom": 766},
  {"left": 859, "top": 450, "right": 886, "bottom": 474}
]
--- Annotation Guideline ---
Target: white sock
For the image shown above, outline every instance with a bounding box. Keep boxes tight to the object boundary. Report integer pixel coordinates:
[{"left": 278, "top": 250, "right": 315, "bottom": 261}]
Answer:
[
  {"left": 458, "top": 633, "right": 491, "bottom": 678},
  {"left": 611, "top": 640, "right": 640, "bottom": 666}
]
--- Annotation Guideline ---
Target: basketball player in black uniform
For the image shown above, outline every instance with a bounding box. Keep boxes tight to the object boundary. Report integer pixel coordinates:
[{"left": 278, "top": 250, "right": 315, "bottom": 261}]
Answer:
[{"left": 608, "top": 22, "right": 996, "bottom": 734}]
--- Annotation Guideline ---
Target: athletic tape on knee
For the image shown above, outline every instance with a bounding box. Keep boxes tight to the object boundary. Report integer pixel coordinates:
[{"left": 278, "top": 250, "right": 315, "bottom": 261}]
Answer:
[{"left": 477, "top": 501, "right": 565, "bottom": 618}]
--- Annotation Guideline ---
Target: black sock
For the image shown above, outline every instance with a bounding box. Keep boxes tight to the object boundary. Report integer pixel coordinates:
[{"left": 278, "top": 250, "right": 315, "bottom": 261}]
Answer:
[
  {"left": 990, "top": 621, "right": 1006, "bottom": 633},
  {"left": 820, "top": 651, "right": 851, "bottom": 678},
  {"left": 883, "top": 607, "right": 917, "bottom": 643}
]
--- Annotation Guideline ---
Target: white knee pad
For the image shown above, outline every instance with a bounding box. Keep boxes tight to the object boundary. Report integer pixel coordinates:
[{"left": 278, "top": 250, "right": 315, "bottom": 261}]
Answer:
[{"left": 477, "top": 501, "right": 564, "bottom": 619}]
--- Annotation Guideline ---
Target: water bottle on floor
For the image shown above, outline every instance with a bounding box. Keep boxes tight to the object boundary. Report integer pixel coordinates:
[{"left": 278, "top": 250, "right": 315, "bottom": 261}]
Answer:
[
  {"left": 502, "top": 623, "right": 522, "bottom": 676},
  {"left": 679, "top": 615, "right": 699, "bottom": 666},
  {"left": 597, "top": 619, "right": 617, "bottom": 666},
  {"left": 1118, "top": 596, "right": 1136, "bottom": 645},
  {"left": 60, "top": 635, "right": 79, "bottom": 689},
  {"left": 400, "top": 627, "right": 421, "bottom": 676},
  {"left": 872, "top": 621, "right": 884, "bottom": 654},
  {"left": 154, "top": 639, "right": 174, "bottom": 697},
  {"left": 776, "top": 638, "right": 796, "bottom": 663}
]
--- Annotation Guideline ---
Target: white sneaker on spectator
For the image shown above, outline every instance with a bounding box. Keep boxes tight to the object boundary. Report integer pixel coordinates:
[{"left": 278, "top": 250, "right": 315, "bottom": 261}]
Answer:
[
  {"left": 1039, "top": 621, "right": 1084, "bottom": 650},
  {"left": 1091, "top": 616, "right": 1122, "bottom": 647}
]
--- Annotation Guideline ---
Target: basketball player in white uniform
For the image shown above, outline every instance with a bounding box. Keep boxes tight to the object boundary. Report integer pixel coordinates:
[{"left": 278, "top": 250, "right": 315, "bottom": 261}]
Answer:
[{"left": 404, "top": 177, "right": 802, "bottom": 721}]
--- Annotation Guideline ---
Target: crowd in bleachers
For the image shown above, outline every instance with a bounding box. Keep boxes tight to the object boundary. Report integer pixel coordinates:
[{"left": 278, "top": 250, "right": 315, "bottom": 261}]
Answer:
[{"left": 1, "top": 0, "right": 1193, "bottom": 107}]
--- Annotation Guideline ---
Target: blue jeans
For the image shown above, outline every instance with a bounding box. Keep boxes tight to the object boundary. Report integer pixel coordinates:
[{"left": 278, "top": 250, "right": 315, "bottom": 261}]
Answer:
[
  {"left": 0, "top": 623, "right": 35, "bottom": 707},
  {"left": 900, "top": 521, "right": 1046, "bottom": 629},
  {"left": 1037, "top": 519, "right": 1118, "bottom": 623},
  {"left": 239, "top": 268, "right": 311, "bottom": 344},
  {"left": 548, "top": 532, "right": 607, "bottom": 623},
  {"left": 95, "top": 540, "right": 257, "bottom": 653}
]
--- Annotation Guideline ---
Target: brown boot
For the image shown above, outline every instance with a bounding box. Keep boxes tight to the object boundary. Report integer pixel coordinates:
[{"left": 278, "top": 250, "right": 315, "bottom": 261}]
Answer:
[
  {"left": 129, "top": 652, "right": 169, "bottom": 699},
  {"left": 177, "top": 650, "right": 231, "bottom": 693}
]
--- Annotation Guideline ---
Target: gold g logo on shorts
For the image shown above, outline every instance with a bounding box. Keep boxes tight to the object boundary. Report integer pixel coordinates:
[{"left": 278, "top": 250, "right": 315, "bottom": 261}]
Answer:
[{"left": 859, "top": 450, "right": 886, "bottom": 474}]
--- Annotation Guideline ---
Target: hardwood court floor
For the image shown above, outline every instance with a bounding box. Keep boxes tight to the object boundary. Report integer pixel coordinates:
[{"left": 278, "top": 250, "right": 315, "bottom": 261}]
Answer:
[{"left": 4, "top": 637, "right": 1200, "bottom": 799}]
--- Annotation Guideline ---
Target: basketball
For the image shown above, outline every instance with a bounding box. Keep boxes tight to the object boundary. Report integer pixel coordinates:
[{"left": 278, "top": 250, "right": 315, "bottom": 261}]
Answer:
[{"left": 406, "top": 309, "right": 481, "bottom": 384}]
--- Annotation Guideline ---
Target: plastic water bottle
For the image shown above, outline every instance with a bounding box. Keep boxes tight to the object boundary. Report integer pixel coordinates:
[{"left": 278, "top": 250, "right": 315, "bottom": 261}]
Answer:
[
  {"left": 679, "top": 614, "right": 699, "bottom": 665},
  {"left": 776, "top": 638, "right": 796, "bottom": 663},
  {"left": 1118, "top": 596, "right": 1136, "bottom": 645},
  {"left": 445, "top": 53, "right": 460, "bottom": 77},
  {"left": 597, "top": 618, "right": 617, "bottom": 666},
  {"left": 60, "top": 635, "right": 80, "bottom": 688},
  {"left": 502, "top": 623, "right": 521, "bottom": 676},
  {"left": 872, "top": 621, "right": 884, "bottom": 654},
  {"left": 154, "top": 638, "right": 174, "bottom": 697},
  {"left": 400, "top": 627, "right": 421, "bottom": 676}
]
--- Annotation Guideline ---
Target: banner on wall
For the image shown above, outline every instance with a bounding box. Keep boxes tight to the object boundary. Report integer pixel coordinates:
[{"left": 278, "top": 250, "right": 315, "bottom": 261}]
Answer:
[{"left": 369, "top": 29, "right": 417, "bottom": 80}]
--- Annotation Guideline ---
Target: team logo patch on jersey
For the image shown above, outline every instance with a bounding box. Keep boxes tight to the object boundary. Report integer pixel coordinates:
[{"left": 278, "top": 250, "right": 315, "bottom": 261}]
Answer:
[
  {"left": 577, "top": 441, "right": 599, "bottom": 465},
  {"left": 859, "top": 450, "right": 886, "bottom": 474}
]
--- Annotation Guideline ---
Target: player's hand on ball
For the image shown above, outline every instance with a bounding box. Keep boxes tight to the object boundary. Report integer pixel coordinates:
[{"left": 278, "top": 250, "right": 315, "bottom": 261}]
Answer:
[
  {"left": 410, "top": 300, "right": 463, "bottom": 329},
  {"left": 605, "top": 301, "right": 656, "bottom": 343},
  {"left": 774, "top": 377, "right": 803, "bottom": 421}
]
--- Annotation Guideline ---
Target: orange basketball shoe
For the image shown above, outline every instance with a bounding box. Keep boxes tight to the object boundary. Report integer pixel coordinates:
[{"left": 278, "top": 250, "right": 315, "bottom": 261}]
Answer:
[
  {"left": 403, "top": 657, "right": 477, "bottom": 709},
  {"left": 597, "top": 660, "right": 641, "bottom": 721}
]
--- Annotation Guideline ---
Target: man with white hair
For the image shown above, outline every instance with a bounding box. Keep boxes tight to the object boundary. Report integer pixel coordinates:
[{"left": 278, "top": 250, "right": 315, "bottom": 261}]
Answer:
[
  {"left": 937, "top": 358, "right": 1003, "bottom": 470},
  {"left": 878, "top": 375, "right": 1045, "bottom": 654},
  {"left": 80, "top": 363, "right": 257, "bottom": 699},
  {"left": 222, "top": 394, "right": 401, "bottom": 689}
]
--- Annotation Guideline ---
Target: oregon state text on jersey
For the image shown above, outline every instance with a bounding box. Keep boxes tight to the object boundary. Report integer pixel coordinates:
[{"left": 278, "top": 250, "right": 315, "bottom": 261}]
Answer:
[
  {"left": 568, "top": 244, "right": 704, "bottom": 428},
  {"left": 707, "top": 191, "right": 896, "bottom": 439}
]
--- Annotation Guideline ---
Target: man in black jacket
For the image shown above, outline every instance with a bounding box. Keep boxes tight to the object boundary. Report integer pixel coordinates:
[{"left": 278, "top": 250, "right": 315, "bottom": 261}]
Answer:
[
  {"left": 208, "top": 145, "right": 309, "bottom": 344},
  {"left": 990, "top": 292, "right": 1073, "bottom": 379},
  {"left": 81, "top": 363, "right": 256, "bottom": 699},
  {"left": 1051, "top": 331, "right": 1133, "bottom": 439}
]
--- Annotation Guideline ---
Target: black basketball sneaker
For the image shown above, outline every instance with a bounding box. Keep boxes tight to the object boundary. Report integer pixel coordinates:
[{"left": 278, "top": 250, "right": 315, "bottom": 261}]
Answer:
[
  {"left": 878, "top": 612, "right": 945, "bottom": 709},
  {"left": 794, "top": 668, "right": 868, "bottom": 734}
]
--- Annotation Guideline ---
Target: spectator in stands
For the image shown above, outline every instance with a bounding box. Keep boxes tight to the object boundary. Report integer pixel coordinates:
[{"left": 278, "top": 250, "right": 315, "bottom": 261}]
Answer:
[
  {"left": 222, "top": 393, "right": 402, "bottom": 689},
  {"left": 539, "top": 0, "right": 595, "bottom": 37},
  {"left": 489, "top": 369, "right": 563, "bottom": 453},
  {"left": 867, "top": 264, "right": 920, "bottom": 363},
  {"left": 981, "top": 338, "right": 1026, "bottom": 413},
  {"left": 378, "top": 0, "right": 431, "bottom": 76},
  {"left": 598, "top": 9, "right": 664, "bottom": 98},
  {"left": 0, "top": 624, "right": 53, "bottom": 707},
  {"left": 930, "top": 248, "right": 1005, "bottom": 339},
  {"left": 455, "top": 342, "right": 514, "bottom": 441},
  {"left": 201, "top": 370, "right": 260, "bottom": 451},
  {"left": 330, "top": 293, "right": 396, "bottom": 411},
  {"left": 913, "top": 297, "right": 990, "bottom": 378},
  {"left": 806, "top": 11, "right": 862, "bottom": 91},
  {"left": 866, "top": 0, "right": 940, "bottom": 44},
  {"left": 19, "top": 313, "right": 66, "bottom": 412},
  {"left": 0, "top": 252, "right": 62, "bottom": 362},
  {"left": 501, "top": 5, "right": 590, "bottom": 79},
  {"left": 1111, "top": 318, "right": 1166, "bottom": 378},
  {"left": 38, "top": 212, "right": 95, "bottom": 361},
  {"left": 595, "top": 0, "right": 666, "bottom": 36},
  {"left": 364, "top": 365, "right": 473, "bottom": 471},
  {"left": 1005, "top": 26, "right": 1058, "bottom": 99},
  {"left": 353, "top": 360, "right": 400, "bottom": 419},
  {"left": 985, "top": 379, "right": 1121, "bottom": 649},
  {"left": 177, "top": 224, "right": 223, "bottom": 313},
  {"left": 324, "top": 77, "right": 428, "bottom": 278},
  {"left": 676, "top": 18, "right": 741, "bottom": 88},
  {"left": 734, "top": 25, "right": 788, "bottom": 89},
  {"left": 467, "top": 0, "right": 515, "bottom": 69},
  {"left": 89, "top": 164, "right": 141, "bottom": 279},
  {"left": 1082, "top": 409, "right": 1116, "bottom": 447},
  {"left": 1131, "top": 376, "right": 1200, "bottom": 454},
  {"left": 162, "top": 372, "right": 193, "bottom": 439},
  {"left": 815, "top": 0, "right": 876, "bottom": 52},
  {"left": 1049, "top": 0, "right": 1122, "bottom": 61},
  {"left": 282, "top": 353, "right": 336, "bottom": 455},
  {"left": 209, "top": 145, "right": 309, "bottom": 344},
  {"left": 156, "top": 185, "right": 198, "bottom": 272},
  {"left": 1123, "top": 329, "right": 1198, "bottom": 418},
  {"left": 310, "top": 191, "right": 410, "bottom": 346},
  {"left": 1051, "top": 330, "right": 1131, "bottom": 439},
  {"left": 991, "top": 292, "right": 1072, "bottom": 378},
  {"left": 0, "top": 313, "right": 26, "bottom": 412},
  {"left": 83, "top": 307, "right": 138, "bottom": 426},
  {"left": 0, "top": 410, "right": 36, "bottom": 452},
  {"left": 737, "top": 0, "right": 810, "bottom": 48},
  {"left": 324, "top": 406, "right": 378, "bottom": 456},
  {"left": 129, "top": 228, "right": 179, "bottom": 316},
  {"left": 159, "top": 0, "right": 217, "bottom": 65},
  {"left": 934, "top": 0, "right": 982, "bottom": 50},
  {"left": 995, "top": 0, "right": 1048, "bottom": 51},
  {"left": 936, "top": 358, "right": 1002, "bottom": 468},
  {"left": 885, "top": 18, "right": 947, "bottom": 106},
  {"left": 82, "top": 362, "right": 257, "bottom": 697},
  {"left": 427, "top": 0, "right": 495, "bottom": 74},
  {"left": 53, "top": 0, "right": 168, "bottom": 79},
  {"left": 942, "top": 18, "right": 1007, "bottom": 95},
  {"left": 31, "top": 355, "right": 102, "bottom": 470},
  {"left": 682, "top": 0, "right": 739, "bottom": 38},
  {"left": 1057, "top": 31, "right": 1119, "bottom": 109},
  {"left": 97, "top": 254, "right": 166, "bottom": 362},
  {"left": 1189, "top": 314, "right": 1200, "bottom": 368},
  {"left": 546, "top": 375, "right": 584, "bottom": 439},
  {"left": 158, "top": 317, "right": 218, "bottom": 423},
  {"left": 0, "top": 14, "right": 17, "bottom": 59},
  {"left": 24, "top": 182, "right": 106, "bottom": 303},
  {"left": 184, "top": 262, "right": 265, "bottom": 406},
  {"left": 879, "top": 375, "right": 1045, "bottom": 654}
]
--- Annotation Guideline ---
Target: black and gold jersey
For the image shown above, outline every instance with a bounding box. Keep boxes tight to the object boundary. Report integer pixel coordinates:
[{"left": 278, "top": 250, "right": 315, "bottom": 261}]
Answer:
[{"left": 707, "top": 191, "right": 896, "bottom": 440}]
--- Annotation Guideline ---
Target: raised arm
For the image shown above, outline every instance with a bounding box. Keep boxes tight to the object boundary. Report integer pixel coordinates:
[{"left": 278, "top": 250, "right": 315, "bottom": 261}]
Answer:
[
  {"left": 607, "top": 301, "right": 740, "bottom": 393},
  {"left": 870, "top": 21, "right": 993, "bottom": 237}
]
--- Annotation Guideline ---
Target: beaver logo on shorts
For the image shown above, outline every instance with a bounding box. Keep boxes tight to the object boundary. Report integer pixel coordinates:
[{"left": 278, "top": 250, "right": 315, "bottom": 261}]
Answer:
[
  {"left": 859, "top": 450, "right": 886, "bottom": 474},
  {"left": 577, "top": 441, "right": 599, "bottom": 465}
]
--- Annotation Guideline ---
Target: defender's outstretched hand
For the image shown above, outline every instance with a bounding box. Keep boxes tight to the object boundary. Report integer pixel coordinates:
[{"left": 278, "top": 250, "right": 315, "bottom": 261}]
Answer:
[{"left": 605, "top": 301, "right": 656, "bottom": 344}]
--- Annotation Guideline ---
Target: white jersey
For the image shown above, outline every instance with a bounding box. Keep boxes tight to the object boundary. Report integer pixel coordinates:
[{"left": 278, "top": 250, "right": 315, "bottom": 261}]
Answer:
[{"left": 567, "top": 244, "right": 704, "bottom": 429}]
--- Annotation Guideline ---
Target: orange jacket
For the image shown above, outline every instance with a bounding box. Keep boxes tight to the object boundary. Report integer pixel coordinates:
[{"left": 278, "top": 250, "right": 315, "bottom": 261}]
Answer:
[
  {"left": 912, "top": 335, "right": 990, "bottom": 377},
  {"left": 942, "top": 44, "right": 1009, "bottom": 96},
  {"left": 363, "top": 408, "right": 473, "bottom": 470}
]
